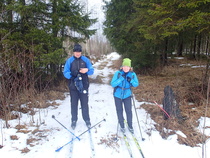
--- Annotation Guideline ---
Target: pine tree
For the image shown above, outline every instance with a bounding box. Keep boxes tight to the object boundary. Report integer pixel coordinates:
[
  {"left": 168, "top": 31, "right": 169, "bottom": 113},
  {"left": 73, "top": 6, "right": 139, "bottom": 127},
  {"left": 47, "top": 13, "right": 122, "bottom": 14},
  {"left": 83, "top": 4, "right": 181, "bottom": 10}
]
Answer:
[{"left": 103, "top": 0, "right": 136, "bottom": 55}]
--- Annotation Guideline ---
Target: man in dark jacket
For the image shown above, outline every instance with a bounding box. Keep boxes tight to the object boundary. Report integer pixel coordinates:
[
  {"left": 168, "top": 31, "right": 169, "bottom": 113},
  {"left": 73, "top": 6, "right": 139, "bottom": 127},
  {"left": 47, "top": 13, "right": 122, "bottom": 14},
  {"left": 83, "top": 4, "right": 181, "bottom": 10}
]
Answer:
[{"left": 63, "top": 44, "right": 94, "bottom": 129}]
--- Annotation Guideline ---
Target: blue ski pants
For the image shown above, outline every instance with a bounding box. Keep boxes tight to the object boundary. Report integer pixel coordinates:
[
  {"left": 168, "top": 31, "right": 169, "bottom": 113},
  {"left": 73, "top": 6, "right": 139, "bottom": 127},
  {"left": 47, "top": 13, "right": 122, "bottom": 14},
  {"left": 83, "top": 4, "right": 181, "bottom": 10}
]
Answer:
[{"left": 114, "top": 96, "right": 133, "bottom": 129}]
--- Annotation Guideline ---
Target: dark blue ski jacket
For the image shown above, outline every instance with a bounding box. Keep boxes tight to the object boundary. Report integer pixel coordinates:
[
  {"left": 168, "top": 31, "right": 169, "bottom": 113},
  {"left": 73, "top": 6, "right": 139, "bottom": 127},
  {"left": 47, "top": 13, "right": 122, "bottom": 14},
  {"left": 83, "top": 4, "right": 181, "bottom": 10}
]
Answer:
[{"left": 63, "top": 56, "right": 94, "bottom": 91}]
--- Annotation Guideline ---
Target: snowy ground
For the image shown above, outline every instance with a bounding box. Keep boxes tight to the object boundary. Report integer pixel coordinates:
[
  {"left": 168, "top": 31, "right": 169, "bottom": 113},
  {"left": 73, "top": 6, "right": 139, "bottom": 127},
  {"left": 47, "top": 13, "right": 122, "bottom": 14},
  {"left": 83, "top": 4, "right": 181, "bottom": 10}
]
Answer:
[{"left": 0, "top": 52, "right": 209, "bottom": 158}]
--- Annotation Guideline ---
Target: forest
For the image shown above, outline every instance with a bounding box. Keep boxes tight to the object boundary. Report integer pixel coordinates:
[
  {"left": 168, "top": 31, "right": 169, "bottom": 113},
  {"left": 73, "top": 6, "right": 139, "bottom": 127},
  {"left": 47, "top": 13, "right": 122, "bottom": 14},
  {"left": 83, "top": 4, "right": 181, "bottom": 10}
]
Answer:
[{"left": 103, "top": 0, "right": 209, "bottom": 71}]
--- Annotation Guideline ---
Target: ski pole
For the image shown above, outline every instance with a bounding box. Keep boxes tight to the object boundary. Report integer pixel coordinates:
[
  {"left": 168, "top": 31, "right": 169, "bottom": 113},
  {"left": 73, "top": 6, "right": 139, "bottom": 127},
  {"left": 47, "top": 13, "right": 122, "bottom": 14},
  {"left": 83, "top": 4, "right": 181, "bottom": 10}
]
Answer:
[
  {"left": 130, "top": 90, "right": 145, "bottom": 141},
  {"left": 52, "top": 115, "right": 80, "bottom": 141},
  {"left": 55, "top": 118, "right": 106, "bottom": 152}
]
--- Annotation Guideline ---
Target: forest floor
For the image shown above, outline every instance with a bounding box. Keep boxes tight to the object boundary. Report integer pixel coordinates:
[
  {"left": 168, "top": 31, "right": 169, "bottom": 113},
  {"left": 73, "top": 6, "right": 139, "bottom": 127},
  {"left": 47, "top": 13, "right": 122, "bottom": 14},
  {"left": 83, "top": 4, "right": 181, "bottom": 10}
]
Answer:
[{"left": 131, "top": 57, "right": 210, "bottom": 147}]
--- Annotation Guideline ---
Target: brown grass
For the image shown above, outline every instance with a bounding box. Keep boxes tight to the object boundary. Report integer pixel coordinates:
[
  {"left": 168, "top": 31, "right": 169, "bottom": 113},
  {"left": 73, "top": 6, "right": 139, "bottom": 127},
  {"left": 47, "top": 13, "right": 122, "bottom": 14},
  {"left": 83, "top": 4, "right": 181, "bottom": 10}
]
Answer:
[{"left": 132, "top": 58, "right": 210, "bottom": 147}]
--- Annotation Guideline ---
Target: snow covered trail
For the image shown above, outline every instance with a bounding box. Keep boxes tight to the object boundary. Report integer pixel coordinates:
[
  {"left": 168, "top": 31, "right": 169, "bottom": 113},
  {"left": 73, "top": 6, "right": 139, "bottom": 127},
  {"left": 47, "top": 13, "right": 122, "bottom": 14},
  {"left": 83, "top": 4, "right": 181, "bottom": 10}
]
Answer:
[{"left": 0, "top": 52, "right": 209, "bottom": 158}]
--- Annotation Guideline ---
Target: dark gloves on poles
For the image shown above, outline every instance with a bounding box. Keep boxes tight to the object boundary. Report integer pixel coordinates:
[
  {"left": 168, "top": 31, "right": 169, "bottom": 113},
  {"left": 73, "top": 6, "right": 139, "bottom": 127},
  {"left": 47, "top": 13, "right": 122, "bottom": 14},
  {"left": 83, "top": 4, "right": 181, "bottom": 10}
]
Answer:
[
  {"left": 120, "top": 74, "right": 131, "bottom": 83},
  {"left": 127, "top": 76, "right": 131, "bottom": 82}
]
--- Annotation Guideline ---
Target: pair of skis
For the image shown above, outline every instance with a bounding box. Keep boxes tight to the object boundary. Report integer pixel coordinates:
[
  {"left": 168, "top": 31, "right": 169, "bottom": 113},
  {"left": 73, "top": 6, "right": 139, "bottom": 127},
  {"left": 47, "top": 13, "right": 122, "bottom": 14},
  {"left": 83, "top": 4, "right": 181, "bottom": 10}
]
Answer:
[
  {"left": 52, "top": 115, "right": 105, "bottom": 157},
  {"left": 69, "top": 128, "right": 95, "bottom": 158},
  {"left": 68, "top": 127, "right": 95, "bottom": 158},
  {"left": 120, "top": 122, "right": 145, "bottom": 158}
]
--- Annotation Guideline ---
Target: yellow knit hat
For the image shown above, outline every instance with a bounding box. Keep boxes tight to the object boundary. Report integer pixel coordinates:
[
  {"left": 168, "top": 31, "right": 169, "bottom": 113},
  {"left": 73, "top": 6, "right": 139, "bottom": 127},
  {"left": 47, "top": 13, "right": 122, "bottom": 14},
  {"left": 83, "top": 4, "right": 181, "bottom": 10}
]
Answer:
[{"left": 122, "top": 58, "right": 131, "bottom": 67}]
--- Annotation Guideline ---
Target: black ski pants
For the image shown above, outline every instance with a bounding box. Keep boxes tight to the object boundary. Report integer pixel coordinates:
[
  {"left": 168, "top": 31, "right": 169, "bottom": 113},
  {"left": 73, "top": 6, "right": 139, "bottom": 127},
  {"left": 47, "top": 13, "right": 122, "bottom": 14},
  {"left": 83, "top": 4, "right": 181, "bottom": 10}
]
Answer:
[
  {"left": 114, "top": 96, "right": 133, "bottom": 129},
  {"left": 70, "top": 89, "right": 90, "bottom": 123}
]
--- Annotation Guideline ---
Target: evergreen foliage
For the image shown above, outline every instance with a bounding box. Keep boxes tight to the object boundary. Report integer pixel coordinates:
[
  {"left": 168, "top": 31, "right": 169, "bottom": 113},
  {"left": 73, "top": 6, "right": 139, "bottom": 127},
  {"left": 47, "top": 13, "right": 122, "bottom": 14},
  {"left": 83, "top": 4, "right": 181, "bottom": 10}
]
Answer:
[
  {"left": 103, "top": 0, "right": 210, "bottom": 71},
  {"left": 0, "top": 0, "right": 96, "bottom": 85},
  {"left": 103, "top": 0, "right": 137, "bottom": 54}
]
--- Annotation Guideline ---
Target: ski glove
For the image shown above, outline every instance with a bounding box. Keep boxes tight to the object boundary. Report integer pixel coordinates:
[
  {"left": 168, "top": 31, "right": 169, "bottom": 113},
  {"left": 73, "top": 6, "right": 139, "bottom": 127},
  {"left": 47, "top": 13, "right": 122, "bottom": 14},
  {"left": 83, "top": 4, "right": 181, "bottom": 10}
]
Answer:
[{"left": 127, "top": 76, "right": 131, "bottom": 82}]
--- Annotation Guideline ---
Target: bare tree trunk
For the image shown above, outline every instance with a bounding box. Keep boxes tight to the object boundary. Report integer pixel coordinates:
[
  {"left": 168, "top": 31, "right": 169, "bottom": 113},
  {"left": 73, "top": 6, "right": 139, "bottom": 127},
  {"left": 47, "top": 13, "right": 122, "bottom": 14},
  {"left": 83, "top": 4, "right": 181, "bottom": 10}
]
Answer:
[
  {"left": 205, "top": 36, "right": 209, "bottom": 56},
  {"left": 161, "top": 38, "right": 168, "bottom": 66},
  {"left": 177, "top": 34, "right": 183, "bottom": 56},
  {"left": 193, "top": 35, "right": 197, "bottom": 59},
  {"left": 197, "top": 34, "right": 202, "bottom": 59}
]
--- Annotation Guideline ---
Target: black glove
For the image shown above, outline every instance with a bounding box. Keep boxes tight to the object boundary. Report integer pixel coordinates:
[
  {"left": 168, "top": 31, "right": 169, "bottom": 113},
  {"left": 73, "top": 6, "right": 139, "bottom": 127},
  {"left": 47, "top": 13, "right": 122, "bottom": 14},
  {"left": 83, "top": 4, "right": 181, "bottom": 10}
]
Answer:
[
  {"left": 127, "top": 76, "right": 131, "bottom": 82},
  {"left": 121, "top": 74, "right": 126, "bottom": 78}
]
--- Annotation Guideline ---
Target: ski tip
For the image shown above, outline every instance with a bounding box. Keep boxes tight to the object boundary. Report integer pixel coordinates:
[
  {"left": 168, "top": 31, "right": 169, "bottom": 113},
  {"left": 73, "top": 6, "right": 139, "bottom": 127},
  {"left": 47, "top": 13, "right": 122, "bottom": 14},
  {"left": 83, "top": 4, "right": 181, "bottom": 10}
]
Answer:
[
  {"left": 52, "top": 115, "right": 55, "bottom": 119},
  {"left": 55, "top": 147, "right": 62, "bottom": 152}
]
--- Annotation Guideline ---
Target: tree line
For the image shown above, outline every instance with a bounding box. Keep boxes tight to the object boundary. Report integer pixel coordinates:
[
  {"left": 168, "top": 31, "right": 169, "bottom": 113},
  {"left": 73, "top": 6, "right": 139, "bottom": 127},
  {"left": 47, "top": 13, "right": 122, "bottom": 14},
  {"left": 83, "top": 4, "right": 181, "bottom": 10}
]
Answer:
[
  {"left": 103, "top": 0, "right": 210, "bottom": 72},
  {"left": 0, "top": 0, "right": 100, "bottom": 124}
]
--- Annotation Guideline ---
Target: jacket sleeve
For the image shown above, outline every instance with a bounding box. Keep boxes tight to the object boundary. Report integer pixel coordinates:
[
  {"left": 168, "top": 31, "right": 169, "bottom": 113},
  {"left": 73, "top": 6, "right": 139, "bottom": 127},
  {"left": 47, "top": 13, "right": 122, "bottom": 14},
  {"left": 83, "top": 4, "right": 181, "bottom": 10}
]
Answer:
[
  {"left": 111, "top": 71, "right": 124, "bottom": 87},
  {"left": 82, "top": 56, "right": 94, "bottom": 75},
  {"left": 63, "top": 57, "right": 73, "bottom": 79},
  {"left": 130, "top": 72, "right": 139, "bottom": 87}
]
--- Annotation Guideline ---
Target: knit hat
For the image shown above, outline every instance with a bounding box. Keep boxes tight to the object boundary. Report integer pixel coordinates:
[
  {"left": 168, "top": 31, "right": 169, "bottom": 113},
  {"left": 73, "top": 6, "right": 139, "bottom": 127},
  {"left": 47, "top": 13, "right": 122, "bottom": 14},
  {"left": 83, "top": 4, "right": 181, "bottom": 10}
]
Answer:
[
  {"left": 122, "top": 58, "right": 131, "bottom": 67},
  {"left": 73, "top": 44, "right": 82, "bottom": 52}
]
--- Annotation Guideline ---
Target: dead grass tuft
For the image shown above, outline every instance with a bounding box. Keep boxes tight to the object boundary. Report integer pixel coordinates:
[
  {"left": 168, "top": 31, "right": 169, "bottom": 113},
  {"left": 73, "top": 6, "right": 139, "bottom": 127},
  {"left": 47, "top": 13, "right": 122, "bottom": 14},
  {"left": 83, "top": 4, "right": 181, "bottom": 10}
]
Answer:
[
  {"left": 20, "top": 147, "right": 30, "bottom": 153},
  {"left": 98, "top": 134, "right": 120, "bottom": 152},
  {"left": 10, "top": 135, "right": 19, "bottom": 140}
]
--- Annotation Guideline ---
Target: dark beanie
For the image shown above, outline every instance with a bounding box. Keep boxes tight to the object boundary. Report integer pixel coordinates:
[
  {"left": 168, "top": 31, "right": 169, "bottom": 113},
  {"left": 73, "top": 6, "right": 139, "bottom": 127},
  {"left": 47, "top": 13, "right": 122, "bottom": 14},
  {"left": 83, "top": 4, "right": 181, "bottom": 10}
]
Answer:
[{"left": 73, "top": 44, "right": 82, "bottom": 52}]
